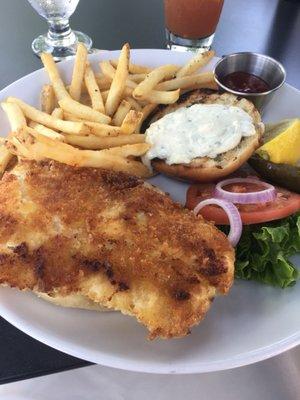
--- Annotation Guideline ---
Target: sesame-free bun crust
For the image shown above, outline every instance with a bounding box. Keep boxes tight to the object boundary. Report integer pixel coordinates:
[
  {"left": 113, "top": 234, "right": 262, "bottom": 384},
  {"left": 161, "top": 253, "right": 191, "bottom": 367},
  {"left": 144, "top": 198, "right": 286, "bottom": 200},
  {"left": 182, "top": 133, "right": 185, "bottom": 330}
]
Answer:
[{"left": 148, "top": 90, "right": 264, "bottom": 182}]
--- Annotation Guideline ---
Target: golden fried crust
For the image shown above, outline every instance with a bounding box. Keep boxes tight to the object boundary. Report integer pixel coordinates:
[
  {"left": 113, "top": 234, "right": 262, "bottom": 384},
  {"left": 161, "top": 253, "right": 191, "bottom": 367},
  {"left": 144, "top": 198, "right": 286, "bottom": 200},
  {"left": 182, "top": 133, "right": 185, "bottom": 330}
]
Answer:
[{"left": 0, "top": 160, "right": 234, "bottom": 339}]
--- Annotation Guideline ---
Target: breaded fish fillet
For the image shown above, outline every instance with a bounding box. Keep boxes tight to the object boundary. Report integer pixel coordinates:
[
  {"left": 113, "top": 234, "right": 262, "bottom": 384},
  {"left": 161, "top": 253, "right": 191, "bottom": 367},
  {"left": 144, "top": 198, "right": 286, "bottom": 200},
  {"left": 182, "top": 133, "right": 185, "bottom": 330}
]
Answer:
[{"left": 0, "top": 161, "right": 234, "bottom": 339}]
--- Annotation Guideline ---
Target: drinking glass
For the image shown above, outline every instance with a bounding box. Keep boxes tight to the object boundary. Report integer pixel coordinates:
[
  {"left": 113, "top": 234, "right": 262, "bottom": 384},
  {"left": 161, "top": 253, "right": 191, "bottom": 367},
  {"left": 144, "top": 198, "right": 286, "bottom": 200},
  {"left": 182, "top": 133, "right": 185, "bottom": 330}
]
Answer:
[
  {"left": 27, "top": 0, "right": 93, "bottom": 61},
  {"left": 164, "top": 0, "right": 224, "bottom": 52}
]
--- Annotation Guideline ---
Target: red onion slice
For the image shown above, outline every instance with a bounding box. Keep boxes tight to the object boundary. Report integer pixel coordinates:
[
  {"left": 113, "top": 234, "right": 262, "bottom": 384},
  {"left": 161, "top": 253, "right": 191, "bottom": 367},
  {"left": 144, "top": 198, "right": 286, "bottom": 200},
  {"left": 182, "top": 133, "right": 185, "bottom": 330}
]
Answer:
[
  {"left": 215, "top": 178, "right": 276, "bottom": 204},
  {"left": 194, "top": 198, "right": 242, "bottom": 247}
]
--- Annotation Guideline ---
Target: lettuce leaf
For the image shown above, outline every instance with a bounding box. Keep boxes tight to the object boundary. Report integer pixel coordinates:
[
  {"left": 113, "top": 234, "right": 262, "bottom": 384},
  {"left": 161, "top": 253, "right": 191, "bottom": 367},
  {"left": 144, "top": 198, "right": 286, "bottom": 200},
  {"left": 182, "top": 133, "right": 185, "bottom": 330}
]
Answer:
[{"left": 222, "top": 213, "right": 300, "bottom": 288}]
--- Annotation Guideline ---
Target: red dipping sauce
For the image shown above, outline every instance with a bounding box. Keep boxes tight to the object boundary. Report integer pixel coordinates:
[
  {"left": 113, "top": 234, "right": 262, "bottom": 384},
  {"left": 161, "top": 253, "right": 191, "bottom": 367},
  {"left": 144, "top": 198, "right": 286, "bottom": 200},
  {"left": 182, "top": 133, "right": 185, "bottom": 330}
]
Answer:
[{"left": 221, "top": 71, "right": 270, "bottom": 93}]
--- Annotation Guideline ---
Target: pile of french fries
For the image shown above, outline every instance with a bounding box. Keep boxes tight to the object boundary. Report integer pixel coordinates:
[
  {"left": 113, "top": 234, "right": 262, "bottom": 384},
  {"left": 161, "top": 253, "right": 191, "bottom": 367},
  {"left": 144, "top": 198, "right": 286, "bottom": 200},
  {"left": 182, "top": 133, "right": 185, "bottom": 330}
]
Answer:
[{"left": 0, "top": 43, "right": 216, "bottom": 178}]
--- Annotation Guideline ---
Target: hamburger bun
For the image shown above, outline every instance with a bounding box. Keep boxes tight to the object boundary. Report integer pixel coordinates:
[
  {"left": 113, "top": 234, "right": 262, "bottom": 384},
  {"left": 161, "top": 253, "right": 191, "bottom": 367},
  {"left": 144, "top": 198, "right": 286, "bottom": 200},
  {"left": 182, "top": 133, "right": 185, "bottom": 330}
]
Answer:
[{"left": 145, "top": 89, "right": 264, "bottom": 182}]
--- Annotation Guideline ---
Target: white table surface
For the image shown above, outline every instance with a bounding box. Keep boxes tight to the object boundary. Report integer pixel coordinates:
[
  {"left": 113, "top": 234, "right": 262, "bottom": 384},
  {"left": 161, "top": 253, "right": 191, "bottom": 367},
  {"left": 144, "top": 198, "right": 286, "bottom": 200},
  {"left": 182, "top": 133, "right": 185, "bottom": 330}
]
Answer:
[{"left": 1, "top": 346, "right": 299, "bottom": 400}]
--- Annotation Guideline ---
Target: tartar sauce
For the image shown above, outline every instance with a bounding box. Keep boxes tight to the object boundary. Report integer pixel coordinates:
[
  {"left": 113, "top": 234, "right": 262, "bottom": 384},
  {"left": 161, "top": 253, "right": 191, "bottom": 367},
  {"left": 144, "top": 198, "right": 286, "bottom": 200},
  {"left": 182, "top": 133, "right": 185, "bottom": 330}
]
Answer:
[{"left": 144, "top": 104, "right": 256, "bottom": 165}]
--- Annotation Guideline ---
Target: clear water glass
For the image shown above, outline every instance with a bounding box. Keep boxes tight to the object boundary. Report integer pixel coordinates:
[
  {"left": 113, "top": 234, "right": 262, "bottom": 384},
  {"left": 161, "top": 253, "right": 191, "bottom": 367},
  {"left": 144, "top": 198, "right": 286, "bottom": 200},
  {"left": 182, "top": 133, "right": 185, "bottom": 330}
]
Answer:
[{"left": 27, "top": 0, "right": 93, "bottom": 61}]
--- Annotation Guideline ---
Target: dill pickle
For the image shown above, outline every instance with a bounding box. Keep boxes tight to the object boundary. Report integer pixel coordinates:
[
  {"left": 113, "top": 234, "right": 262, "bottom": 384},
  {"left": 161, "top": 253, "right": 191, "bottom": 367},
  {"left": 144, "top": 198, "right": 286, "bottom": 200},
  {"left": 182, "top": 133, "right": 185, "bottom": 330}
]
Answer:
[{"left": 249, "top": 155, "right": 300, "bottom": 193}]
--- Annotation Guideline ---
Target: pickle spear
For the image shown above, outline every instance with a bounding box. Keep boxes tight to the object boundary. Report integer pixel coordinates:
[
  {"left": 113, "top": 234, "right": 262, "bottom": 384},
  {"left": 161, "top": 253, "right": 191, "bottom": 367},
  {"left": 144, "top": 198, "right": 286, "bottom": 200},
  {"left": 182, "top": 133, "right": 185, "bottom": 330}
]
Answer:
[{"left": 249, "top": 154, "right": 300, "bottom": 193}]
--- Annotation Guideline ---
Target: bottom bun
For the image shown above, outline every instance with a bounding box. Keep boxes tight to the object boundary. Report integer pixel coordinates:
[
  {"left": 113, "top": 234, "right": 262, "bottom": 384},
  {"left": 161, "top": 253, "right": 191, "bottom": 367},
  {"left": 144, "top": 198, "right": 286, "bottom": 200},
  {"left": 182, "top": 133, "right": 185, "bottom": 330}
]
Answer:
[
  {"left": 147, "top": 89, "right": 264, "bottom": 183},
  {"left": 152, "top": 135, "right": 260, "bottom": 182}
]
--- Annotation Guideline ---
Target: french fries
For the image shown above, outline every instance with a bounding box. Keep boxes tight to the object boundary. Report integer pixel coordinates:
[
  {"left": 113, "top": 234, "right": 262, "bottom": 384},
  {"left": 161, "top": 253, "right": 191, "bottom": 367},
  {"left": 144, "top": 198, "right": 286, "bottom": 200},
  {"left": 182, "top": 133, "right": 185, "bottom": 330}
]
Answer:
[
  {"left": 105, "top": 43, "right": 130, "bottom": 116},
  {"left": 135, "top": 103, "right": 157, "bottom": 133},
  {"left": 11, "top": 135, "right": 33, "bottom": 158},
  {"left": 140, "top": 89, "right": 180, "bottom": 104},
  {"left": 133, "top": 65, "right": 178, "bottom": 100},
  {"left": 59, "top": 97, "right": 111, "bottom": 124},
  {"left": 24, "top": 129, "right": 151, "bottom": 177},
  {"left": 125, "top": 96, "right": 142, "bottom": 111},
  {"left": 102, "top": 86, "right": 133, "bottom": 103},
  {"left": 128, "top": 73, "right": 147, "bottom": 83},
  {"left": 0, "top": 142, "right": 14, "bottom": 175},
  {"left": 51, "top": 107, "right": 64, "bottom": 119},
  {"left": 40, "top": 53, "right": 70, "bottom": 101},
  {"left": 112, "top": 100, "right": 131, "bottom": 126},
  {"left": 7, "top": 97, "right": 90, "bottom": 135},
  {"left": 101, "top": 143, "right": 150, "bottom": 157},
  {"left": 69, "top": 43, "right": 88, "bottom": 101},
  {"left": 110, "top": 60, "right": 152, "bottom": 74},
  {"left": 80, "top": 93, "right": 92, "bottom": 107},
  {"left": 84, "top": 63, "right": 105, "bottom": 113},
  {"left": 1, "top": 42, "right": 219, "bottom": 179},
  {"left": 95, "top": 74, "right": 113, "bottom": 90},
  {"left": 84, "top": 122, "right": 122, "bottom": 137},
  {"left": 156, "top": 72, "right": 216, "bottom": 91},
  {"left": 1, "top": 102, "right": 26, "bottom": 130},
  {"left": 99, "top": 60, "right": 117, "bottom": 79},
  {"left": 0, "top": 102, "right": 25, "bottom": 173},
  {"left": 120, "top": 110, "right": 143, "bottom": 134},
  {"left": 40, "top": 84, "right": 56, "bottom": 114},
  {"left": 62, "top": 113, "right": 122, "bottom": 137},
  {"left": 100, "top": 60, "right": 137, "bottom": 89},
  {"left": 65, "top": 134, "right": 146, "bottom": 150},
  {"left": 176, "top": 50, "right": 215, "bottom": 78},
  {"left": 29, "top": 122, "right": 65, "bottom": 142}
]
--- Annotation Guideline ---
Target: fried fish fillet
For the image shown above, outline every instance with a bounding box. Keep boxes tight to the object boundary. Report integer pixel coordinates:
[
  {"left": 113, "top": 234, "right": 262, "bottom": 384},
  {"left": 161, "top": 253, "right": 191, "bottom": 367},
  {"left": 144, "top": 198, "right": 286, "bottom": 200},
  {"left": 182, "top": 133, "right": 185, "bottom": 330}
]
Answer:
[{"left": 0, "top": 160, "right": 234, "bottom": 339}]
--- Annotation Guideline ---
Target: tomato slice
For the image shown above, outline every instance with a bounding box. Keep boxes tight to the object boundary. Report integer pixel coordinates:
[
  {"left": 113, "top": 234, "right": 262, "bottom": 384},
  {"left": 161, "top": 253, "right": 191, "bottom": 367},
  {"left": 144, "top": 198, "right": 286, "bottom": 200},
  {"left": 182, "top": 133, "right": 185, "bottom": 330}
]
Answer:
[{"left": 186, "top": 182, "right": 300, "bottom": 225}]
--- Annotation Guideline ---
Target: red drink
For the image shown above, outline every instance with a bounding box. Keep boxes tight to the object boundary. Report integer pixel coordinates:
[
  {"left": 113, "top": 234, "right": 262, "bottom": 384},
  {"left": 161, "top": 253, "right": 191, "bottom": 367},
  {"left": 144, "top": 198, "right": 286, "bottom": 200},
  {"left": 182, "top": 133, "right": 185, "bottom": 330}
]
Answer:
[{"left": 164, "top": 0, "right": 224, "bottom": 51}]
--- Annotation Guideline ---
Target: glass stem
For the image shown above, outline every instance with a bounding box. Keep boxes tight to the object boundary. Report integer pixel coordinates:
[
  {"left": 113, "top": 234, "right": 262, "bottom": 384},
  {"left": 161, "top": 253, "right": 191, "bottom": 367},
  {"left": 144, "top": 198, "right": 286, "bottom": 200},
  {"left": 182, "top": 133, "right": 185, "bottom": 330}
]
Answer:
[{"left": 46, "top": 18, "right": 77, "bottom": 47}]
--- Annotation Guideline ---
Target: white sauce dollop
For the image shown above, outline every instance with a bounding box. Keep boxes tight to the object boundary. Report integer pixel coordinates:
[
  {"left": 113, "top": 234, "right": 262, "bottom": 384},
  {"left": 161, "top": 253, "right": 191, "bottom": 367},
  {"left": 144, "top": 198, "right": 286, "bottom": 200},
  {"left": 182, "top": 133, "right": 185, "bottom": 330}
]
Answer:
[{"left": 144, "top": 104, "right": 256, "bottom": 165}]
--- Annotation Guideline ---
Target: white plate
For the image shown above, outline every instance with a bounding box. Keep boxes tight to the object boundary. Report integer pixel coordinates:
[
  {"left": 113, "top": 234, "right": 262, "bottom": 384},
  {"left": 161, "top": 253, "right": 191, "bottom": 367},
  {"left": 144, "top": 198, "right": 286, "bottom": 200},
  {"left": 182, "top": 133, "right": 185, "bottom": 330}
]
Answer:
[{"left": 0, "top": 49, "right": 299, "bottom": 374}]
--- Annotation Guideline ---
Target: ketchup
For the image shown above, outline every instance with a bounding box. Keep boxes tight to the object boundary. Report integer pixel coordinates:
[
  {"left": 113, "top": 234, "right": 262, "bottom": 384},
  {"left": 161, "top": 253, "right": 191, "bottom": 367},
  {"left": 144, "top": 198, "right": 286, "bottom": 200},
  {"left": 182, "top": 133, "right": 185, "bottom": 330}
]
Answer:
[{"left": 221, "top": 71, "right": 270, "bottom": 94}]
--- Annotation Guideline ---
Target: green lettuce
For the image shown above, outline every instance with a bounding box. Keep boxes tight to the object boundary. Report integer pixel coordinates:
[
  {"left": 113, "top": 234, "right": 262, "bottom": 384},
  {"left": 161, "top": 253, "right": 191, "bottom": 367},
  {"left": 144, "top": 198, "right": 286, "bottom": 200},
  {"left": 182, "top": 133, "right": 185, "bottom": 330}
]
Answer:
[{"left": 222, "top": 213, "right": 300, "bottom": 288}]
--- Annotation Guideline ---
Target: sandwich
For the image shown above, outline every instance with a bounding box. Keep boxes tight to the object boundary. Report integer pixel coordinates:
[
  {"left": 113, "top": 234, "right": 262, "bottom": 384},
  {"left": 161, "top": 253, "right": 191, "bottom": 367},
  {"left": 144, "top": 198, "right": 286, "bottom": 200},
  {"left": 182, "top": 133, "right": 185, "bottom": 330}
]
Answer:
[{"left": 144, "top": 89, "right": 264, "bottom": 182}]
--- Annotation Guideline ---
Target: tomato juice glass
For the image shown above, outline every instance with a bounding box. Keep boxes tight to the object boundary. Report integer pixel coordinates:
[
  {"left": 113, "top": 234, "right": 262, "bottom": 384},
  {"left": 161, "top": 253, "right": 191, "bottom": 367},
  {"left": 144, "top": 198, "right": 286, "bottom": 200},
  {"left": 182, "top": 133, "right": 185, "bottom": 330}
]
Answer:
[{"left": 164, "top": 0, "right": 224, "bottom": 52}]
